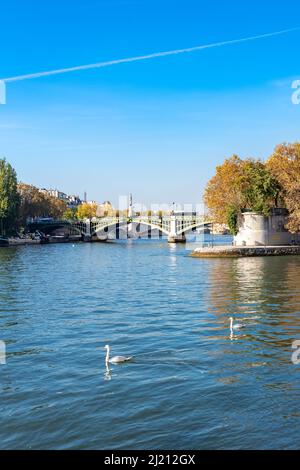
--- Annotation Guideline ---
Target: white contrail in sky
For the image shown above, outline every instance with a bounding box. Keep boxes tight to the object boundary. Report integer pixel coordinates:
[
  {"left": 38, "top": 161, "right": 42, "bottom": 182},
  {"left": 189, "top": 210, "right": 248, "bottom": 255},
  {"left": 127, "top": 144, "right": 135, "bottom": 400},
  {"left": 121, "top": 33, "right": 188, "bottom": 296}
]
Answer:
[{"left": 2, "top": 27, "right": 299, "bottom": 83}]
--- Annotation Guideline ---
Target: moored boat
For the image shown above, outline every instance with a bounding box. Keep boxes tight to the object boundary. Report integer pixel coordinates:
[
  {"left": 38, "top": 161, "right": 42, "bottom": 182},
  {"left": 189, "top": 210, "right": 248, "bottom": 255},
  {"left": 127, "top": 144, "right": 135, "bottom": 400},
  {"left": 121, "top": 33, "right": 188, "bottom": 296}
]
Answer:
[
  {"left": 8, "top": 237, "right": 41, "bottom": 246},
  {"left": 49, "top": 235, "right": 70, "bottom": 243}
]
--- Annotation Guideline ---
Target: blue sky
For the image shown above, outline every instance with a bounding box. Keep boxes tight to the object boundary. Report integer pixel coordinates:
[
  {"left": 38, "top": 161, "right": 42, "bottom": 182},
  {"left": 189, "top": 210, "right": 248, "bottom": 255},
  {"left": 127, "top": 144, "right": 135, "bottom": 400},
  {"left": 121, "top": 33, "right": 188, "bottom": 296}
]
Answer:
[{"left": 1, "top": 0, "right": 300, "bottom": 207}]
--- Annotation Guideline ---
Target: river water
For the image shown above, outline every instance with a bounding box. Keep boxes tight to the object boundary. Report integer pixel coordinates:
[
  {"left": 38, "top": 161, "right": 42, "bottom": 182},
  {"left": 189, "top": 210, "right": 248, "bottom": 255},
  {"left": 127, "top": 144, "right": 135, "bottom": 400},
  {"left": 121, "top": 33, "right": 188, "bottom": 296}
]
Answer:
[{"left": 1, "top": 238, "right": 300, "bottom": 449}]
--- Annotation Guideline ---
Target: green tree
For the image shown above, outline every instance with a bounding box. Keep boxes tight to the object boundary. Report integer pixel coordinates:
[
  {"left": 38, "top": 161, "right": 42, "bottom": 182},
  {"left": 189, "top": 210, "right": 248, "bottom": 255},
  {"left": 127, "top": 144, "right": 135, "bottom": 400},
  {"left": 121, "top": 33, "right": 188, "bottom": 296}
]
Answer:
[
  {"left": 227, "top": 206, "right": 239, "bottom": 236},
  {"left": 0, "top": 158, "right": 20, "bottom": 235},
  {"left": 241, "top": 159, "right": 281, "bottom": 215}
]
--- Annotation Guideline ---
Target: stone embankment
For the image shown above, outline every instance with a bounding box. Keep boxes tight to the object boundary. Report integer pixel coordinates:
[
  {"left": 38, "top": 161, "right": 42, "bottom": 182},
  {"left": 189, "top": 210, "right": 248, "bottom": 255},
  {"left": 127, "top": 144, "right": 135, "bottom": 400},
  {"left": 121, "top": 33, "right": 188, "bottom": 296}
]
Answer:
[{"left": 191, "top": 245, "right": 300, "bottom": 258}]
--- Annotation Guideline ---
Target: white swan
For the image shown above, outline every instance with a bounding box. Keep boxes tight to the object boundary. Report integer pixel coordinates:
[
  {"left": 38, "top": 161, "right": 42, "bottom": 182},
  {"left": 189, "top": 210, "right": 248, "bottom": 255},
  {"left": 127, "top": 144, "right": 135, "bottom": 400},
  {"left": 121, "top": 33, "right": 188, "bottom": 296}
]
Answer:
[
  {"left": 104, "top": 345, "right": 132, "bottom": 364},
  {"left": 230, "top": 317, "right": 245, "bottom": 331}
]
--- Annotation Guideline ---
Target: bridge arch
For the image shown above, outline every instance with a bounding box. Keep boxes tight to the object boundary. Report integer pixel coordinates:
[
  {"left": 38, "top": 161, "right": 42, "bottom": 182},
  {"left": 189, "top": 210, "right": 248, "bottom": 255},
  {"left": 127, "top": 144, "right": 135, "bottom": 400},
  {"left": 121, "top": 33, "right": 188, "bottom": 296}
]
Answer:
[
  {"left": 91, "top": 218, "right": 171, "bottom": 237},
  {"left": 91, "top": 218, "right": 128, "bottom": 237},
  {"left": 131, "top": 218, "right": 171, "bottom": 236},
  {"left": 176, "top": 221, "right": 212, "bottom": 236}
]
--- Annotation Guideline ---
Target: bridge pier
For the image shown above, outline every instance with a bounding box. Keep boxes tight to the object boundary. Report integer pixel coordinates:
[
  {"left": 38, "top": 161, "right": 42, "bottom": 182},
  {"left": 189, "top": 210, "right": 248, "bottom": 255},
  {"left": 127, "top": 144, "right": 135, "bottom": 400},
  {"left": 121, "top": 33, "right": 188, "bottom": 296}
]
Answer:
[
  {"left": 83, "top": 219, "right": 91, "bottom": 242},
  {"left": 168, "top": 215, "right": 186, "bottom": 243},
  {"left": 167, "top": 234, "right": 186, "bottom": 244}
]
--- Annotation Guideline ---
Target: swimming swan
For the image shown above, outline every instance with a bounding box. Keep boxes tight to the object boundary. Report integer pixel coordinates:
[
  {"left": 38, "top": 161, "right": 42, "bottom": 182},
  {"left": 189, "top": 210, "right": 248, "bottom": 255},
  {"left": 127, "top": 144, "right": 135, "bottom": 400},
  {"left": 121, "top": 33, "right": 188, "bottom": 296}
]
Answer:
[
  {"left": 230, "top": 317, "right": 245, "bottom": 331},
  {"left": 104, "top": 345, "right": 132, "bottom": 364}
]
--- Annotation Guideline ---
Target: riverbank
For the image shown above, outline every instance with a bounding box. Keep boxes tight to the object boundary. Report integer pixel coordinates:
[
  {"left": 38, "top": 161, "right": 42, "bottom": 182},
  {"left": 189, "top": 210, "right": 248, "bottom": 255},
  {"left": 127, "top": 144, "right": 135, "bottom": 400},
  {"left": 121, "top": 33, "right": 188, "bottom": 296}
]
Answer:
[
  {"left": 191, "top": 245, "right": 300, "bottom": 257},
  {"left": 2, "top": 235, "right": 83, "bottom": 247}
]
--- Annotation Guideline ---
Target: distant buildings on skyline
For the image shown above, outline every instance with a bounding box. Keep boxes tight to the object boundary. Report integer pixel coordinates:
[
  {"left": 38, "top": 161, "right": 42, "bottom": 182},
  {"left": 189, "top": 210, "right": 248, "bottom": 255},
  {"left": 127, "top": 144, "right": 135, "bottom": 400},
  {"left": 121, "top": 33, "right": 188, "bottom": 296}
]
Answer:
[
  {"left": 39, "top": 188, "right": 82, "bottom": 209},
  {"left": 39, "top": 188, "right": 114, "bottom": 213}
]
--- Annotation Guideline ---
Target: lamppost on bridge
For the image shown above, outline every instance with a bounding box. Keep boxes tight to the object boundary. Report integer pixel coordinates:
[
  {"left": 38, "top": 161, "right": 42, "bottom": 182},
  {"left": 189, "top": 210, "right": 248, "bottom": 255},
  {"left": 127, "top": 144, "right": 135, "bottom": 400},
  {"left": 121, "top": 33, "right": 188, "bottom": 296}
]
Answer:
[
  {"left": 171, "top": 202, "right": 175, "bottom": 216},
  {"left": 127, "top": 194, "right": 134, "bottom": 239},
  {"left": 168, "top": 202, "right": 186, "bottom": 244},
  {"left": 128, "top": 194, "right": 134, "bottom": 218}
]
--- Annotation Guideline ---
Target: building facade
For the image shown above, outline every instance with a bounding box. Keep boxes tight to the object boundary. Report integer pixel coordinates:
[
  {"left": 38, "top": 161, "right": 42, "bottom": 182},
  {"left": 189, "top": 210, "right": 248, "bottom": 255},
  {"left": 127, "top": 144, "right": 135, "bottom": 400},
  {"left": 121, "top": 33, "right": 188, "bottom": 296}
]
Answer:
[{"left": 39, "top": 188, "right": 82, "bottom": 208}]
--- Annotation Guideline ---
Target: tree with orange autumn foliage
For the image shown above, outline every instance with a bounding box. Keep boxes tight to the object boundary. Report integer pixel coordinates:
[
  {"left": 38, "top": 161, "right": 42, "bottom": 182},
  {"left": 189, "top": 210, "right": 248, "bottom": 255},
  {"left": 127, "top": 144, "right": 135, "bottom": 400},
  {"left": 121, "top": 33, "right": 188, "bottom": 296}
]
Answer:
[
  {"left": 18, "top": 183, "right": 67, "bottom": 225},
  {"left": 267, "top": 142, "right": 300, "bottom": 232},
  {"left": 204, "top": 155, "right": 244, "bottom": 225},
  {"left": 204, "top": 155, "right": 280, "bottom": 234}
]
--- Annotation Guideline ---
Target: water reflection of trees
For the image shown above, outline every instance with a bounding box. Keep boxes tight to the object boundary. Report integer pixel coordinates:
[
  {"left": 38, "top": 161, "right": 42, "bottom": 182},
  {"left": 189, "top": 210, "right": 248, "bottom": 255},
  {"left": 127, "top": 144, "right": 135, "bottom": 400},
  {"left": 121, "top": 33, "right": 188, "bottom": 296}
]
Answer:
[
  {"left": 206, "top": 256, "right": 300, "bottom": 349},
  {"left": 0, "top": 248, "right": 20, "bottom": 308}
]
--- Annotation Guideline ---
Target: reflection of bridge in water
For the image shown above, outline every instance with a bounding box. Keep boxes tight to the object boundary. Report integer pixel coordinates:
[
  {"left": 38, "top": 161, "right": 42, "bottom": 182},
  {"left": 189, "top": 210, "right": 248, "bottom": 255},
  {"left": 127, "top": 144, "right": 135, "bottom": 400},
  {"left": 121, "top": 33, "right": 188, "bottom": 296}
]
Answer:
[{"left": 29, "top": 215, "right": 212, "bottom": 243}]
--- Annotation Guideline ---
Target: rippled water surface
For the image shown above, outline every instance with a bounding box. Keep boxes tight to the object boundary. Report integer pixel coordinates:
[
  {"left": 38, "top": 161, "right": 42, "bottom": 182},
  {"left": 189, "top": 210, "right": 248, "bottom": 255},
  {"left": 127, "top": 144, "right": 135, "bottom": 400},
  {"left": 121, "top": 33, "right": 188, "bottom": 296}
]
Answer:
[{"left": 1, "top": 239, "right": 300, "bottom": 449}]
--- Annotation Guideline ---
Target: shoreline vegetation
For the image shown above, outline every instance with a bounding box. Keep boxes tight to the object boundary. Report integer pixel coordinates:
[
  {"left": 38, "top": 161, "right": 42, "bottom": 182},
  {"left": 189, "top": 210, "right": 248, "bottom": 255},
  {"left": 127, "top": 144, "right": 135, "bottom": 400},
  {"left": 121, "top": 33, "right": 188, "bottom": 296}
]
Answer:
[
  {"left": 0, "top": 158, "right": 163, "bottom": 241},
  {"left": 0, "top": 159, "right": 125, "bottom": 239},
  {"left": 203, "top": 142, "right": 300, "bottom": 236}
]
